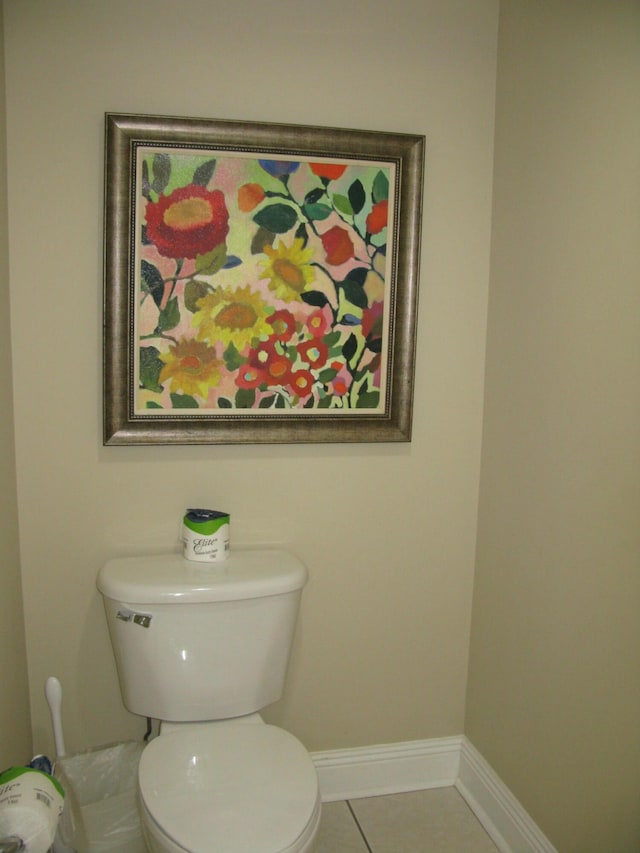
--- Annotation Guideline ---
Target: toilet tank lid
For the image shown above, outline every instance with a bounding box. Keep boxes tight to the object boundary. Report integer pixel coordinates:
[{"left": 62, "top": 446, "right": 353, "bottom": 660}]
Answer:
[{"left": 97, "top": 549, "right": 307, "bottom": 604}]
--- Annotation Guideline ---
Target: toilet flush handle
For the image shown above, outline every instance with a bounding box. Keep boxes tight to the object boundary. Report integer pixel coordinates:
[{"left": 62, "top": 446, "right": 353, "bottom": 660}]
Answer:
[{"left": 116, "top": 607, "right": 153, "bottom": 628}]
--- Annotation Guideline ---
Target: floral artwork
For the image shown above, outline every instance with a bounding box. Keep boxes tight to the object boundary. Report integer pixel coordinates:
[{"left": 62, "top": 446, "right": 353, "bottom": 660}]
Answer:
[
  {"left": 103, "top": 114, "right": 424, "bottom": 445},
  {"left": 135, "top": 149, "right": 394, "bottom": 415}
]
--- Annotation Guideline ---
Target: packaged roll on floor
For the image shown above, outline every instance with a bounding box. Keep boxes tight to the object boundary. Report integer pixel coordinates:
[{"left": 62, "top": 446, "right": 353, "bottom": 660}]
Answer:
[{"left": 0, "top": 766, "right": 64, "bottom": 853}]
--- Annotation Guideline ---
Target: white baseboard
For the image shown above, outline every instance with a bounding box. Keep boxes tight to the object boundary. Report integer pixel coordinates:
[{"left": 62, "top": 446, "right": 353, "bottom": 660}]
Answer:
[
  {"left": 311, "top": 735, "right": 557, "bottom": 853},
  {"left": 311, "top": 735, "right": 462, "bottom": 802},
  {"left": 456, "top": 737, "right": 557, "bottom": 853}
]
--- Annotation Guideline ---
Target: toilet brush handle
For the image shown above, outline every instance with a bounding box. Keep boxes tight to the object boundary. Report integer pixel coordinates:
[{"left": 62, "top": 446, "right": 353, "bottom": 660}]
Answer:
[{"left": 45, "top": 676, "right": 66, "bottom": 758}]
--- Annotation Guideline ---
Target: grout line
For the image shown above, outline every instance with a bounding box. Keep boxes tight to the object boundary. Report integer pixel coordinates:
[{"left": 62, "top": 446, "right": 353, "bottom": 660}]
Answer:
[{"left": 346, "top": 800, "right": 374, "bottom": 853}]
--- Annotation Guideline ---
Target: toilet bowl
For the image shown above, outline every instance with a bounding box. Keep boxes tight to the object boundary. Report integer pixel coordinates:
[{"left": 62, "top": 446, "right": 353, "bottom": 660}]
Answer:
[
  {"left": 138, "top": 723, "right": 320, "bottom": 853},
  {"left": 97, "top": 549, "right": 321, "bottom": 853}
]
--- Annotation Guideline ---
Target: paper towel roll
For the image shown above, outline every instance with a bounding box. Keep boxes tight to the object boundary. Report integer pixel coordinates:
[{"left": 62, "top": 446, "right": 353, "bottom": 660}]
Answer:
[{"left": 0, "top": 767, "right": 64, "bottom": 853}]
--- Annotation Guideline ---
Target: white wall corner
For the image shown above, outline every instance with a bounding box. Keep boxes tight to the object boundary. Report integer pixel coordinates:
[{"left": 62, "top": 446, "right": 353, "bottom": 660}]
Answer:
[
  {"left": 311, "top": 735, "right": 463, "bottom": 803},
  {"left": 456, "top": 737, "right": 557, "bottom": 853}
]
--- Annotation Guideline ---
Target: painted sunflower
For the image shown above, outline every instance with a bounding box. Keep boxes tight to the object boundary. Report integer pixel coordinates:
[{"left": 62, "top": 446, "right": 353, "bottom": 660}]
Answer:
[
  {"left": 260, "top": 238, "right": 315, "bottom": 302},
  {"left": 158, "top": 338, "right": 221, "bottom": 399},
  {"left": 193, "top": 285, "right": 273, "bottom": 351}
]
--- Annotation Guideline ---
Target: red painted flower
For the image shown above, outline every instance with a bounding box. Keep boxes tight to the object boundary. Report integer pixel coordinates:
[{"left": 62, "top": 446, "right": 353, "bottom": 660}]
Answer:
[
  {"left": 236, "top": 362, "right": 266, "bottom": 390},
  {"left": 329, "top": 361, "right": 350, "bottom": 397},
  {"left": 145, "top": 185, "right": 229, "bottom": 259},
  {"left": 248, "top": 340, "right": 292, "bottom": 385},
  {"left": 298, "top": 339, "right": 329, "bottom": 369},
  {"left": 289, "top": 369, "right": 315, "bottom": 399},
  {"left": 267, "top": 309, "right": 297, "bottom": 342},
  {"left": 366, "top": 199, "right": 389, "bottom": 235},
  {"left": 306, "top": 309, "right": 330, "bottom": 339},
  {"left": 362, "top": 301, "right": 384, "bottom": 340},
  {"left": 321, "top": 225, "right": 354, "bottom": 266},
  {"left": 310, "top": 163, "right": 348, "bottom": 181},
  {"left": 332, "top": 376, "right": 349, "bottom": 396}
]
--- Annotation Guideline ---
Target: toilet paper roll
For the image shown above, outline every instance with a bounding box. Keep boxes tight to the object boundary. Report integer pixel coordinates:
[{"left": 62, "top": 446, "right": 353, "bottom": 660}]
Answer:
[
  {"left": 182, "top": 508, "right": 230, "bottom": 563},
  {"left": 0, "top": 767, "right": 64, "bottom": 853}
]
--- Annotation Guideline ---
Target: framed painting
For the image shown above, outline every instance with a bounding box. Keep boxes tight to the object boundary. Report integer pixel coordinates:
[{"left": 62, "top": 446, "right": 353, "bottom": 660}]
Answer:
[{"left": 103, "top": 113, "right": 424, "bottom": 445}]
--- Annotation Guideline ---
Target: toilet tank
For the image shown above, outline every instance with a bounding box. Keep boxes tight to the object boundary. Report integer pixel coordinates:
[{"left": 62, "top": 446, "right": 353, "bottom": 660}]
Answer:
[{"left": 97, "top": 549, "right": 307, "bottom": 722}]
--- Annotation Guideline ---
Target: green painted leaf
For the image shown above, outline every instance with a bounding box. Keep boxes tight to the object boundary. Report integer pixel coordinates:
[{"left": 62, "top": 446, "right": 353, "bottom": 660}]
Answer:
[
  {"left": 141, "top": 160, "right": 151, "bottom": 200},
  {"left": 295, "top": 222, "right": 309, "bottom": 246},
  {"left": 195, "top": 243, "right": 227, "bottom": 275},
  {"left": 139, "top": 346, "right": 163, "bottom": 393},
  {"left": 318, "top": 367, "right": 338, "bottom": 383},
  {"left": 348, "top": 180, "right": 366, "bottom": 214},
  {"left": 332, "top": 193, "right": 353, "bottom": 216},
  {"left": 343, "top": 334, "right": 357, "bottom": 362},
  {"left": 305, "top": 187, "right": 324, "bottom": 204},
  {"left": 157, "top": 296, "right": 180, "bottom": 332},
  {"left": 170, "top": 393, "right": 199, "bottom": 408},
  {"left": 259, "top": 395, "right": 276, "bottom": 408},
  {"left": 235, "top": 388, "right": 256, "bottom": 408},
  {"left": 341, "top": 280, "right": 368, "bottom": 309},
  {"left": 224, "top": 342, "right": 244, "bottom": 371},
  {"left": 253, "top": 203, "right": 298, "bottom": 234},
  {"left": 141, "top": 260, "right": 165, "bottom": 308},
  {"left": 303, "top": 203, "right": 332, "bottom": 222},
  {"left": 192, "top": 159, "right": 217, "bottom": 186},
  {"left": 356, "top": 390, "right": 380, "bottom": 408},
  {"left": 184, "top": 279, "right": 211, "bottom": 313},
  {"left": 346, "top": 266, "right": 368, "bottom": 287},
  {"left": 251, "top": 226, "right": 275, "bottom": 254},
  {"left": 372, "top": 170, "right": 389, "bottom": 203},
  {"left": 301, "top": 291, "right": 328, "bottom": 308},
  {"left": 151, "top": 154, "right": 171, "bottom": 195},
  {"left": 218, "top": 397, "right": 233, "bottom": 408},
  {"left": 323, "top": 330, "right": 342, "bottom": 347},
  {"left": 145, "top": 401, "right": 163, "bottom": 408}
]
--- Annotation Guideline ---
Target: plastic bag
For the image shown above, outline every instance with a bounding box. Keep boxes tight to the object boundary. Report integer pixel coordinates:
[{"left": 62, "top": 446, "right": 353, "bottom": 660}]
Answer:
[{"left": 53, "top": 742, "right": 145, "bottom": 853}]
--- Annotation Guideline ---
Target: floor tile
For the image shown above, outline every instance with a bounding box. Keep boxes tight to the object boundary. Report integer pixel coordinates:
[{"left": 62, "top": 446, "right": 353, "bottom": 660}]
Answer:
[
  {"left": 348, "top": 787, "right": 499, "bottom": 853},
  {"left": 315, "top": 800, "right": 370, "bottom": 853}
]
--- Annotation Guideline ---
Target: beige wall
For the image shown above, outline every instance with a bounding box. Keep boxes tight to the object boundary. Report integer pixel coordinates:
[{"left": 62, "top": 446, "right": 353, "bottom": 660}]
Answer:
[
  {"left": 3, "top": 0, "right": 498, "bottom": 756},
  {"left": 467, "top": 2, "right": 640, "bottom": 851},
  {"left": 0, "top": 3, "right": 32, "bottom": 768},
  {"left": 5, "top": 2, "right": 638, "bottom": 847}
]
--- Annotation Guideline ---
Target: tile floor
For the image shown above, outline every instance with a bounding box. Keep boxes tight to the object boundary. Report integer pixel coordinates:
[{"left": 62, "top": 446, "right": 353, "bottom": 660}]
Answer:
[{"left": 315, "top": 787, "right": 500, "bottom": 852}]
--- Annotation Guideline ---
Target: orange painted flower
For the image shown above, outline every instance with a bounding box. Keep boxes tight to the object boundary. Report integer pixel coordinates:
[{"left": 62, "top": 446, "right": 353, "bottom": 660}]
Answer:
[
  {"left": 145, "top": 185, "right": 229, "bottom": 259},
  {"left": 158, "top": 338, "right": 221, "bottom": 398},
  {"left": 321, "top": 225, "right": 355, "bottom": 266},
  {"left": 237, "top": 182, "right": 266, "bottom": 212},
  {"left": 310, "top": 163, "right": 348, "bottom": 181},
  {"left": 366, "top": 199, "right": 389, "bottom": 235}
]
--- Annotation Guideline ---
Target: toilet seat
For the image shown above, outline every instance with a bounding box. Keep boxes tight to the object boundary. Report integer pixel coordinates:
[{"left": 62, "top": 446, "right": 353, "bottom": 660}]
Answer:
[{"left": 138, "top": 723, "right": 321, "bottom": 853}]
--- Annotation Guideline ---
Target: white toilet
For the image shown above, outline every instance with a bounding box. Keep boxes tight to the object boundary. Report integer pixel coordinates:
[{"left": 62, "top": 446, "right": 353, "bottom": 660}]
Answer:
[{"left": 97, "top": 549, "right": 321, "bottom": 853}]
